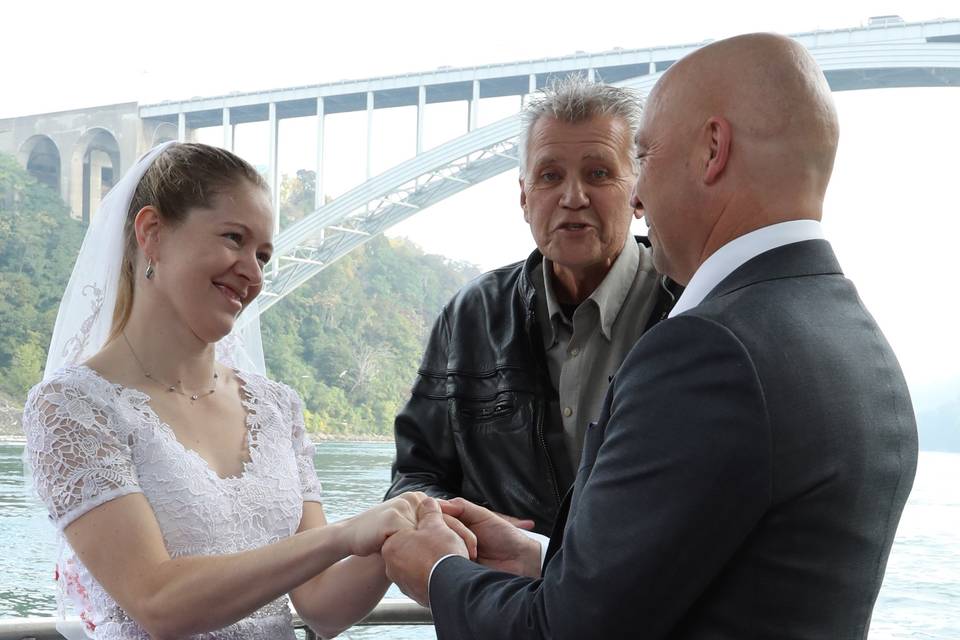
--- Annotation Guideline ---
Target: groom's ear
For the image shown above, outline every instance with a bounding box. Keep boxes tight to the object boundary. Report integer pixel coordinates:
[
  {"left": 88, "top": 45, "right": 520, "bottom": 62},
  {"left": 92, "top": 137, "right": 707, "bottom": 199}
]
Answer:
[{"left": 133, "top": 206, "right": 163, "bottom": 263}]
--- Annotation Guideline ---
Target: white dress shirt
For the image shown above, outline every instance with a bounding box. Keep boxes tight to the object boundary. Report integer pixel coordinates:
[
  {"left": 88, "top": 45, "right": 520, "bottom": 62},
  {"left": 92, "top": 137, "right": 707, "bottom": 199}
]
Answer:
[
  {"left": 669, "top": 220, "right": 825, "bottom": 318},
  {"left": 427, "top": 530, "right": 550, "bottom": 607},
  {"left": 537, "top": 237, "right": 659, "bottom": 471}
]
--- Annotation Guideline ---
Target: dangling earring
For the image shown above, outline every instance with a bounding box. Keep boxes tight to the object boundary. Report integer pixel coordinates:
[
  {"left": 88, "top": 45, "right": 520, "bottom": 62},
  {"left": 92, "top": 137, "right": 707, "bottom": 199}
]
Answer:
[{"left": 145, "top": 259, "right": 155, "bottom": 280}]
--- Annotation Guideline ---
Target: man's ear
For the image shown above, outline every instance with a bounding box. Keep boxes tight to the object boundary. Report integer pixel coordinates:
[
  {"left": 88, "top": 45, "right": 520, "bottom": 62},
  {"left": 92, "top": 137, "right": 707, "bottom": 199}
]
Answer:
[
  {"left": 703, "top": 116, "right": 732, "bottom": 185},
  {"left": 133, "top": 206, "right": 164, "bottom": 263},
  {"left": 519, "top": 178, "right": 530, "bottom": 223}
]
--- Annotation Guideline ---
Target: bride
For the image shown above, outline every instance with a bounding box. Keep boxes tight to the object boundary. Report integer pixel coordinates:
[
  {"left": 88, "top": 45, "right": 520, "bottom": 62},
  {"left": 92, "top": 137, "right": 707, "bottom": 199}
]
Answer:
[{"left": 21, "top": 142, "right": 473, "bottom": 639}]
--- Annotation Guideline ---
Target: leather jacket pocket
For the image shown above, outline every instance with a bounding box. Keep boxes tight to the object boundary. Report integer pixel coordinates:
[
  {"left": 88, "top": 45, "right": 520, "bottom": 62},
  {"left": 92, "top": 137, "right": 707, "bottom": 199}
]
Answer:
[{"left": 451, "top": 391, "right": 529, "bottom": 434}]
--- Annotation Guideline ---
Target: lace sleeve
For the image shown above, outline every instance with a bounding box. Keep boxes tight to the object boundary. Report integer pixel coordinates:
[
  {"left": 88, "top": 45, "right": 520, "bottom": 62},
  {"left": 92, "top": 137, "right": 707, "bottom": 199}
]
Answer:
[
  {"left": 286, "top": 386, "right": 323, "bottom": 503},
  {"left": 22, "top": 375, "right": 141, "bottom": 531}
]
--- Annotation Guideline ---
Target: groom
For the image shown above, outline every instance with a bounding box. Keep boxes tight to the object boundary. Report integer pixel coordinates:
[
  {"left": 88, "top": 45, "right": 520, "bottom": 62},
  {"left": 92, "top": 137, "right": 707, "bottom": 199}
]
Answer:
[{"left": 382, "top": 32, "right": 918, "bottom": 639}]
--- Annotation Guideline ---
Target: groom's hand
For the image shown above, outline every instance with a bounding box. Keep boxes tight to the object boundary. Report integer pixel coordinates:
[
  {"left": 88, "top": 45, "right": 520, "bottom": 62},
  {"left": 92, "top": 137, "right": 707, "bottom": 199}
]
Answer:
[
  {"left": 440, "top": 498, "right": 542, "bottom": 578},
  {"left": 382, "top": 497, "right": 469, "bottom": 607}
]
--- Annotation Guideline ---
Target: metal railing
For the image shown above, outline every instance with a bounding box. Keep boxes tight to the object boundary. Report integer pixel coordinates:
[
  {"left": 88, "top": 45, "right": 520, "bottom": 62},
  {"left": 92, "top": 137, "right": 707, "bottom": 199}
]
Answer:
[{"left": 0, "top": 598, "right": 432, "bottom": 640}]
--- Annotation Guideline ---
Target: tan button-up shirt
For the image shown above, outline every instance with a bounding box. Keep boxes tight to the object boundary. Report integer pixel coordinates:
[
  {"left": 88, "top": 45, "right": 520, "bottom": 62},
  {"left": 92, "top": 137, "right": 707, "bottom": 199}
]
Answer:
[{"left": 533, "top": 237, "right": 659, "bottom": 472}]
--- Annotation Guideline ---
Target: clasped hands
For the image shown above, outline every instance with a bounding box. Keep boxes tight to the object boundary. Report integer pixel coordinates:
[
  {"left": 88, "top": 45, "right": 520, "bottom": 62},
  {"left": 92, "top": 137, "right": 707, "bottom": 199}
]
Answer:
[{"left": 342, "top": 493, "right": 542, "bottom": 607}]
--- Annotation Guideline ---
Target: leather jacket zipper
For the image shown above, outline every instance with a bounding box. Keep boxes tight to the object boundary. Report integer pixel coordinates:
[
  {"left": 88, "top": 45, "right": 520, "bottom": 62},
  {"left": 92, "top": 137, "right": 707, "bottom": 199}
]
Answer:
[
  {"left": 527, "top": 293, "right": 562, "bottom": 507},
  {"left": 535, "top": 399, "right": 562, "bottom": 506}
]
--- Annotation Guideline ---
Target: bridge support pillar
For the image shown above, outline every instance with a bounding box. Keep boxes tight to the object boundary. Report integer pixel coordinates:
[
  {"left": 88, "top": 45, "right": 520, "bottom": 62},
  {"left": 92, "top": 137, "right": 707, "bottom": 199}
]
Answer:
[
  {"left": 315, "top": 97, "right": 325, "bottom": 210},
  {"left": 416, "top": 86, "right": 425, "bottom": 155},
  {"left": 177, "top": 113, "right": 186, "bottom": 142},
  {"left": 59, "top": 153, "right": 71, "bottom": 210},
  {"left": 269, "top": 102, "right": 280, "bottom": 235},
  {"left": 366, "top": 91, "right": 374, "bottom": 179},
  {"left": 222, "top": 108, "right": 234, "bottom": 151},
  {"left": 469, "top": 80, "right": 480, "bottom": 131},
  {"left": 525, "top": 74, "right": 537, "bottom": 105}
]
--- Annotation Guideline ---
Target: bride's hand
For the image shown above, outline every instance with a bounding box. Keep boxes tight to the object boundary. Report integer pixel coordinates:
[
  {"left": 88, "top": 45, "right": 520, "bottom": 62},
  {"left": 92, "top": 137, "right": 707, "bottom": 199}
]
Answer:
[
  {"left": 334, "top": 492, "right": 478, "bottom": 560},
  {"left": 337, "top": 493, "right": 425, "bottom": 557},
  {"left": 334, "top": 491, "right": 426, "bottom": 556}
]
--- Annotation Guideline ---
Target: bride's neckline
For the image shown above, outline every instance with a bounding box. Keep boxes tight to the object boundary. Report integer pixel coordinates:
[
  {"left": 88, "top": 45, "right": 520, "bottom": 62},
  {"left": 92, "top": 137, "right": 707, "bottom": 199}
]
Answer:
[{"left": 75, "top": 363, "right": 260, "bottom": 482}]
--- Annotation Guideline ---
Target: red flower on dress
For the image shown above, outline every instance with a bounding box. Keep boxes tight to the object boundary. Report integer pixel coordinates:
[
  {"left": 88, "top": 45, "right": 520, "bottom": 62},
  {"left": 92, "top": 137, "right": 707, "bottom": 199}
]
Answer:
[{"left": 80, "top": 611, "right": 96, "bottom": 632}]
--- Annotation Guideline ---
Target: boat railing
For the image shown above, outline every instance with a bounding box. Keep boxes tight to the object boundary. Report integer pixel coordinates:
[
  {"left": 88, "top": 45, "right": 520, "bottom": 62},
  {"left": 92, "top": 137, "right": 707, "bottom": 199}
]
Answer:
[{"left": 0, "top": 598, "right": 432, "bottom": 639}]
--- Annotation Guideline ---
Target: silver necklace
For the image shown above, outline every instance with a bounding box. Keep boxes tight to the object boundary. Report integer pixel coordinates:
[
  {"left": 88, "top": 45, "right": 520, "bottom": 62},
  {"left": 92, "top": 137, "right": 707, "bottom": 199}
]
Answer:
[{"left": 122, "top": 332, "right": 218, "bottom": 402}]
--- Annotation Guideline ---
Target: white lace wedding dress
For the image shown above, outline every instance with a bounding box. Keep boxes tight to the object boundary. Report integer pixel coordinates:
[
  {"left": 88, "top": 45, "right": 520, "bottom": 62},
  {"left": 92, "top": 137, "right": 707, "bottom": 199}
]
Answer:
[{"left": 22, "top": 365, "right": 324, "bottom": 639}]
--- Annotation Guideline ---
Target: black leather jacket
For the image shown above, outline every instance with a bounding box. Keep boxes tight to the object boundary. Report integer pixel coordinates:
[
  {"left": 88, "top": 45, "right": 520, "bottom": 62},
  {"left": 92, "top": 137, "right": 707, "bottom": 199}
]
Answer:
[{"left": 385, "top": 237, "right": 678, "bottom": 534}]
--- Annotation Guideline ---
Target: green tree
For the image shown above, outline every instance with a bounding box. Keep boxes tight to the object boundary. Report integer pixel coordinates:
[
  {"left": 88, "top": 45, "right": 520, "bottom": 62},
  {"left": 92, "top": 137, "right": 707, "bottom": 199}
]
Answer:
[
  {"left": 279, "top": 170, "right": 323, "bottom": 229},
  {"left": 7, "top": 342, "right": 46, "bottom": 392},
  {"left": 261, "top": 232, "right": 479, "bottom": 436},
  {"left": 0, "top": 154, "right": 83, "bottom": 397}
]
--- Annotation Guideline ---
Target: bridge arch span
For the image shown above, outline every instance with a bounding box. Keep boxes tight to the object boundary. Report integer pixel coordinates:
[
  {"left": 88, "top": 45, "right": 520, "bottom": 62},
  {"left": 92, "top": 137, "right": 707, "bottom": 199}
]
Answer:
[
  {"left": 71, "top": 127, "right": 121, "bottom": 224},
  {"left": 18, "top": 135, "right": 61, "bottom": 194},
  {"left": 256, "top": 37, "right": 960, "bottom": 315}
]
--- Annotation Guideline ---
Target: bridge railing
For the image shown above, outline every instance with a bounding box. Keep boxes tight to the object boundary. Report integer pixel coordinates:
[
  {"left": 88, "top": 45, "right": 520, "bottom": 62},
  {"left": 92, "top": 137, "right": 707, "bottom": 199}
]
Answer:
[{"left": 0, "top": 599, "right": 432, "bottom": 640}]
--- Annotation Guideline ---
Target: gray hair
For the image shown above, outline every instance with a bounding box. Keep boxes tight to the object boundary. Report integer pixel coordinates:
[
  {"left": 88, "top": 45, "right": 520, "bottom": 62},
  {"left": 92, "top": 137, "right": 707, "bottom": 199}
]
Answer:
[{"left": 518, "top": 74, "right": 642, "bottom": 177}]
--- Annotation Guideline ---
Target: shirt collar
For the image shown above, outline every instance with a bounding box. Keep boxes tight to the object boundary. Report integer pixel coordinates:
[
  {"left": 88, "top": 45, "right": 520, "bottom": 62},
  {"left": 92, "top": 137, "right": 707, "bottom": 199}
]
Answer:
[
  {"left": 542, "top": 236, "right": 640, "bottom": 341},
  {"left": 669, "top": 219, "right": 824, "bottom": 318}
]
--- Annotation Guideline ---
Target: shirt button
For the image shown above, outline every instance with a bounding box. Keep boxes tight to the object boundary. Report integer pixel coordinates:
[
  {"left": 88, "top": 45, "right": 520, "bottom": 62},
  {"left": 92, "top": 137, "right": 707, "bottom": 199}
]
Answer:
[
  {"left": 563, "top": 407, "right": 573, "bottom": 417},
  {"left": 569, "top": 347, "right": 580, "bottom": 357}
]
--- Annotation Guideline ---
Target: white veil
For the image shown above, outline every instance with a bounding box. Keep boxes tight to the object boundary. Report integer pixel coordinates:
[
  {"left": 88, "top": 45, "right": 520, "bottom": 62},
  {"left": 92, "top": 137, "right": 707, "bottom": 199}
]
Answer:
[
  {"left": 41, "top": 142, "right": 267, "bottom": 637},
  {"left": 43, "top": 141, "right": 266, "bottom": 378}
]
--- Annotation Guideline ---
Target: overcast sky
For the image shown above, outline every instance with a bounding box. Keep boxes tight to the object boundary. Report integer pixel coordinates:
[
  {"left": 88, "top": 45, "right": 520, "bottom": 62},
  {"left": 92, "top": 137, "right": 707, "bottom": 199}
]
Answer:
[{"left": 4, "top": 0, "right": 959, "bottom": 397}]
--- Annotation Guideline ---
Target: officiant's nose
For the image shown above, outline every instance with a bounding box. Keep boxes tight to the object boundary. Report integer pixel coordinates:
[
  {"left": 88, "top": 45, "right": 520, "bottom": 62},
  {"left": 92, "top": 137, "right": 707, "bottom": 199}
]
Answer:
[{"left": 631, "top": 191, "right": 645, "bottom": 220}]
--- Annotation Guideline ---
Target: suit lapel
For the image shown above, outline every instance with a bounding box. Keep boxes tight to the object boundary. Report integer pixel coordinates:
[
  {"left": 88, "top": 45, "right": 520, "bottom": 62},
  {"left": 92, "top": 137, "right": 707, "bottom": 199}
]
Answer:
[
  {"left": 544, "top": 420, "right": 606, "bottom": 566},
  {"left": 543, "top": 492, "right": 571, "bottom": 567}
]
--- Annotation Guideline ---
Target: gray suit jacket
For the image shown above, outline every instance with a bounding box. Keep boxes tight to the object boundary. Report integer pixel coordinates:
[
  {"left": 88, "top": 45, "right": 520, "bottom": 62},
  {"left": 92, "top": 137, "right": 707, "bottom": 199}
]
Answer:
[{"left": 429, "top": 239, "right": 918, "bottom": 639}]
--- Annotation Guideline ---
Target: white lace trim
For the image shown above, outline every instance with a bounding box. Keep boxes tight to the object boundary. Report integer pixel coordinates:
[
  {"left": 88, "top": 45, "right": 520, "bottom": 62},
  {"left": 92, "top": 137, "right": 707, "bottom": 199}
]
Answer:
[{"left": 22, "top": 365, "right": 322, "bottom": 639}]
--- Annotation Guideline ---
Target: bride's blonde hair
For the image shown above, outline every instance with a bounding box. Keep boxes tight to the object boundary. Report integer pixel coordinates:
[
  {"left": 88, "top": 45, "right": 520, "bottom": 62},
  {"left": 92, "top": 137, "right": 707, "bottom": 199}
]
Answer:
[{"left": 109, "top": 143, "right": 268, "bottom": 341}]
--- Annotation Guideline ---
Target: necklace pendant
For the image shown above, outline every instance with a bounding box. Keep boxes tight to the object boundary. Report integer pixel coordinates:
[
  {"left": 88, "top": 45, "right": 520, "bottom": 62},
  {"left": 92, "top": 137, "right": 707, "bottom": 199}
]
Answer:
[
  {"left": 190, "top": 394, "right": 199, "bottom": 401},
  {"left": 168, "top": 385, "right": 176, "bottom": 392}
]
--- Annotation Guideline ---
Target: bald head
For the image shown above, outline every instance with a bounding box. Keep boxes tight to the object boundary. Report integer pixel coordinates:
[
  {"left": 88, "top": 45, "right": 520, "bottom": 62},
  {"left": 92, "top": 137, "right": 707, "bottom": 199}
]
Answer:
[
  {"left": 663, "top": 33, "right": 838, "bottom": 190},
  {"left": 631, "top": 33, "right": 840, "bottom": 284}
]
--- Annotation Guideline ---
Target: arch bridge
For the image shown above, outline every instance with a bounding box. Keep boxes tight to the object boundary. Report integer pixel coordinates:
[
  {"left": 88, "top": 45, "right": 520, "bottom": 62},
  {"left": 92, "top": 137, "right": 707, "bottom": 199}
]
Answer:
[{"left": 1, "top": 16, "right": 958, "bottom": 313}]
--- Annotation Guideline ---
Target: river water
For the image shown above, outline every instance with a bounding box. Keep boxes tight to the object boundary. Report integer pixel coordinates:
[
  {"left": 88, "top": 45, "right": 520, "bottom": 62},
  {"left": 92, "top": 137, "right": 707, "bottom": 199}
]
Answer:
[{"left": 1, "top": 442, "right": 957, "bottom": 638}]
